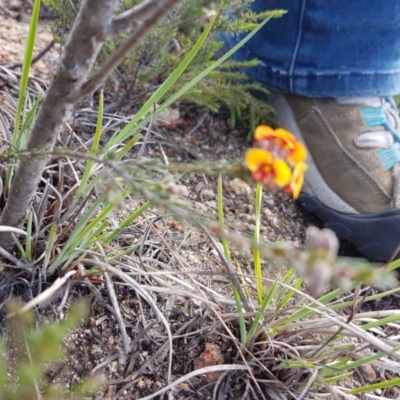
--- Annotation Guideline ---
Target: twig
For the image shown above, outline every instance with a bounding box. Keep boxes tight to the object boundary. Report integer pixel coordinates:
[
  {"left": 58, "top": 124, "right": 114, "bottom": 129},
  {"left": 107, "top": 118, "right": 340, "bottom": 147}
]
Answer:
[
  {"left": 111, "top": 0, "right": 166, "bottom": 35},
  {"left": 9, "top": 270, "right": 76, "bottom": 315},
  {"left": 139, "top": 365, "right": 248, "bottom": 400},
  {"left": 137, "top": 103, "right": 156, "bottom": 159},
  {"left": 93, "top": 262, "right": 173, "bottom": 383},
  {"left": 96, "top": 245, "right": 130, "bottom": 356},
  {"left": 201, "top": 224, "right": 253, "bottom": 313},
  {"left": 7, "top": 41, "right": 56, "bottom": 70},
  {"left": 298, "top": 368, "right": 318, "bottom": 400}
]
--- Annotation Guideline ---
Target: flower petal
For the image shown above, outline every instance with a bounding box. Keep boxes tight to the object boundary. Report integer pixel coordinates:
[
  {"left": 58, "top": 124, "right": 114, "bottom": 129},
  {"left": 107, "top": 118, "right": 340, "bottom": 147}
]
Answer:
[
  {"left": 273, "top": 128, "right": 296, "bottom": 143},
  {"left": 288, "top": 141, "right": 307, "bottom": 163},
  {"left": 245, "top": 148, "right": 272, "bottom": 172},
  {"left": 254, "top": 125, "right": 276, "bottom": 142},
  {"left": 289, "top": 161, "right": 308, "bottom": 199},
  {"left": 271, "top": 159, "right": 292, "bottom": 187},
  {"left": 254, "top": 126, "right": 307, "bottom": 162}
]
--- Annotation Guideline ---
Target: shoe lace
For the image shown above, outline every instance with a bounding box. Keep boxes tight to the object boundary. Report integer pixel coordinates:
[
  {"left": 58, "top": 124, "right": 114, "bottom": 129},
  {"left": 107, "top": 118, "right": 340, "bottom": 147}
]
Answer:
[{"left": 348, "top": 97, "right": 400, "bottom": 208}]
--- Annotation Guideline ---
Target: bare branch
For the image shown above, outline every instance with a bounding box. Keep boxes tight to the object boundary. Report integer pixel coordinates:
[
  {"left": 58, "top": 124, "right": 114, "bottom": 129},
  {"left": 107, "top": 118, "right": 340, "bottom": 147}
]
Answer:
[
  {"left": 0, "top": 0, "right": 182, "bottom": 250},
  {"left": 0, "top": 0, "right": 120, "bottom": 249},
  {"left": 110, "top": 0, "right": 164, "bottom": 36},
  {"left": 70, "top": 0, "right": 181, "bottom": 102}
]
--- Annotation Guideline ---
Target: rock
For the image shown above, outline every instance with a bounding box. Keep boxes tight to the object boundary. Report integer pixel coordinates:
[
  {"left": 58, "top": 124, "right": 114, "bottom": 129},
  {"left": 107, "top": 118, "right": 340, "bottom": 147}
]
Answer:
[
  {"left": 202, "top": 189, "right": 215, "bottom": 200},
  {"left": 155, "top": 107, "right": 181, "bottom": 129},
  {"left": 193, "top": 343, "right": 224, "bottom": 383},
  {"left": 230, "top": 178, "right": 251, "bottom": 197},
  {"left": 195, "top": 181, "right": 205, "bottom": 193},
  {"left": 205, "top": 200, "right": 217, "bottom": 209}
]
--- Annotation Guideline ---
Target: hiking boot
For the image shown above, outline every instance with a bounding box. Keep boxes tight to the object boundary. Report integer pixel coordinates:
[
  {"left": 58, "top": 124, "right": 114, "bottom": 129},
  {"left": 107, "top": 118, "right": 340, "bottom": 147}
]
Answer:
[{"left": 270, "top": 93, "right": 400, "bottom": 261}]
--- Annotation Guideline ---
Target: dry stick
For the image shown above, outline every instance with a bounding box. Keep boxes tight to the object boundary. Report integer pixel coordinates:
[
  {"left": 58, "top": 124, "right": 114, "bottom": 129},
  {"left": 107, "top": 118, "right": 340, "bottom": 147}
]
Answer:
[
  {"left": 137, "top": 103, "right": 157, "bottom": 159},
  {"left": 8, "top": 270, "right": 77, "bottom": 316},
  {"left": 298, "top": 369, "right": 319, "bottom": 400},
  {"left": 111, "top": 0, "right": 167, "bottom": 35},
  {"left": 202, "top": 225, "right": 253, "bottom": 313},
  {"left": 0, "top": 0, "right": 181, "bottom": 249},
  {"left": 94, "top": 262, "right": 174, "bottom": 383},
  {"left": 0, "top": 0, "right": 119, "bottom": 249},
  {"left": 139, "top": 365, "right": 248, "bottom": 400},
  {"left": 7, "top": 40, "right": 55, "bottom": 70},
  {"left": 99, "top": 259, "right": 130, "bottom": 356},
  {"left": 96, "top": 243, "right": 130, "bottom": 356}
]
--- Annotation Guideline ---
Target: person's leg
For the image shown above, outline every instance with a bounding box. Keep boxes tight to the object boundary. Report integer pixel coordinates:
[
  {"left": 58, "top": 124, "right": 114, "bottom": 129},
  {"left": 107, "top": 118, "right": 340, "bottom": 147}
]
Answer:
[
  {"left": 223, "top": 0, "right": 400, "bottom": 96},
  {"left": 222, "top": 1, "right": 400, "bottom": 261}
]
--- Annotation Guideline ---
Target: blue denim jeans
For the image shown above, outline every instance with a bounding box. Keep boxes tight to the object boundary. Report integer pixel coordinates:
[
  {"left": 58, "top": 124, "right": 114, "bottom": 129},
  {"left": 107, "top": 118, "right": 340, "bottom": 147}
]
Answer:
[{"left": 221, "top": 1, "right": 400, "bottom": 97}]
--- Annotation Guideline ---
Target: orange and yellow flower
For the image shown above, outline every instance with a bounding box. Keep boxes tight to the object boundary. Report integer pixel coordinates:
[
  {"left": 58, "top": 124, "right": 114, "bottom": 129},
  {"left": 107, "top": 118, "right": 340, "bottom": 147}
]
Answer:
[
  {"left": 254, "top": 125, "right": 307, "bottom": 164},
  {"left": 245, "top": 125, "right": 308, "bottom": 199},
  {"left": 245, "top": 148, "right": 292, "bottom": 188}
]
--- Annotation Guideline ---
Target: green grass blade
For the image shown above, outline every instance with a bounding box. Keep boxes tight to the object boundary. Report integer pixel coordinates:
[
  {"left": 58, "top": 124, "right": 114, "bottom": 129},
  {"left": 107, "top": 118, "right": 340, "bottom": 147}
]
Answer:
[
  {"left": 6, "top": 0, "right": 41, "bottom": 191},
  {"left": 151, "top": 13, "right": 278, "bottom": 119},
  {"left": 324, "top": 372, "right": 353, "bottom": 384},
  {"left": 217, "top": 175, "right": 230, "bottom": 262},
  {"left": 110, "top": 132, "right": 142, "bottom": 160},
  {"left": 75, "top": 90, "right": 104, "bottom": 202},
  {"left": 328, "top": 286, "right": 400, "bottom": 312},
  {"left": 16, "top": 92, "right": 43, "bottom": 149},
  {"left": 12, "top": 233, "right": 26, "bottom": 259},
  {"left": 350, "top": 377, "right": 400, "bottom": 394},
  {"left": 108, "top": 244, "right": 140, "bottom": 262},
  {"left": 103, "top": 201, "right": 151, "bottom": 243},
  {"left": 276, "top": 274, "right": 303, "bottom": 310},
  {"left": 76, "top": 203, "right": 116, "bottom": 243},
  {"left": 13, "top": 0, "right": 41, "bottom": 145},
  {"left": 279, "top": 284, "right": 359, "bottom": 327},
  {"left": 85, "top": 133, "right": 141, "bottom": 196},
  {"left": 25, "top": 211, "right": 33, "bottom": 261},
  {"left": 42, "top": 225, "right": 57, "bottom": 275},
  {"left": 341, "top": 344, "right": 400, "bottom": 372},
  {"left": 246, "top": 279, "right": 279, "bottom": 344},
  {"left": 108, "top": 10, "right": 220, "bottom": 146},
  {"left": 254, "top": 183, "right": 263, "bottom": 304},
  {"left": 81, "top": 221, "right": 109, "bottom": 248},
  {"left": 217, "top": 174, "right": 246, "bottom": 344},
  {"left": 361, "top": 313, "right": 400, "bottom": 331},
  {"left": 387, "top": 257, "right": 400, "bottom": 271},
  {"left": 48, "top": 196, "right": 105, "bottom": 273}
]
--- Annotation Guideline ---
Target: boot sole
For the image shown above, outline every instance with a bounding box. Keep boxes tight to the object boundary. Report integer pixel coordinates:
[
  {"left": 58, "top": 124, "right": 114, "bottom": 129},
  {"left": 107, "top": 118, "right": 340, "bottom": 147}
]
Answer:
[{"left": 299, "top": 193, "right": 400, "bottom": 261}]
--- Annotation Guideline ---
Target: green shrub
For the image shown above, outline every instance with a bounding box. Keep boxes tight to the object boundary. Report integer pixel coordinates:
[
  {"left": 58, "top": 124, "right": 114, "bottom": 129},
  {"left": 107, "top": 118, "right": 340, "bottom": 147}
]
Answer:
[{"left": 1, "top": 302, "right": 98, "bottom": 400}]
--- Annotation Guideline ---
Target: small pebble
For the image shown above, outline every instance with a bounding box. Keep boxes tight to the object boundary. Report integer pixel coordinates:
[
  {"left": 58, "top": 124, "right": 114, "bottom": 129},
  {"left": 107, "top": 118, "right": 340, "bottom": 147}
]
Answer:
[
  {"left": 230, "top": 178, "right": 251, "bottom": 197},
  {"left": 202, "top": 189, "right": 215, "bottom": 200}
]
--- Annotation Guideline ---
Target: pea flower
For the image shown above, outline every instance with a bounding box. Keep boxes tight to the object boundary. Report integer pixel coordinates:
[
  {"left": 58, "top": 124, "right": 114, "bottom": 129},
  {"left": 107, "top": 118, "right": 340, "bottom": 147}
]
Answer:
[
  {"left": 254, "top": 125, "right": 307, "bottom": 163},
  {"left": 245, "top": 148, "right": 292, "bottom": 188},
  {"left": 245, "top": 125, "right": 308, "bottom": 199}
]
